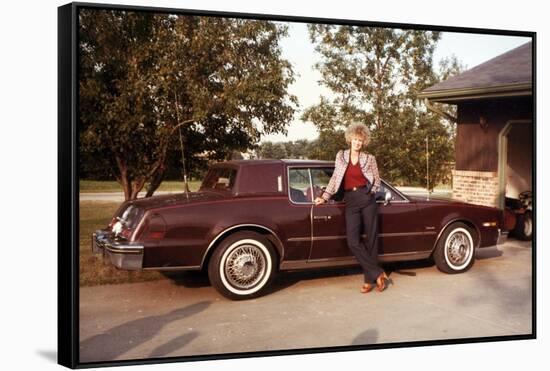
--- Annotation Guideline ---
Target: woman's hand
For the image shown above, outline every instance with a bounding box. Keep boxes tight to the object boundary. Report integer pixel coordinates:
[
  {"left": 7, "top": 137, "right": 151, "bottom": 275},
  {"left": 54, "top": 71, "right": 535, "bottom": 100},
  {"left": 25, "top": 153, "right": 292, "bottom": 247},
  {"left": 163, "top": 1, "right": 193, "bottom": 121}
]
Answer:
[{"left": 314, "top": 197, "right": 326, "bottom": 205}]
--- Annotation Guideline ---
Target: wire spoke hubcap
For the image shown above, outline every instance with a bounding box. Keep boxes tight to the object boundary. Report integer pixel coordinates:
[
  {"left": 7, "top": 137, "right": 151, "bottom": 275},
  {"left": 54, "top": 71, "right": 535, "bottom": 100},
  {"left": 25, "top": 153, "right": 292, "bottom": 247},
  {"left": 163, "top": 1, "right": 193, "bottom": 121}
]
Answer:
[
  {"left": 446, "top": 232, "right": 471, "bottom": 266},
  {"left": 225, "top": 244, "right": 266, "bottom": 289}
]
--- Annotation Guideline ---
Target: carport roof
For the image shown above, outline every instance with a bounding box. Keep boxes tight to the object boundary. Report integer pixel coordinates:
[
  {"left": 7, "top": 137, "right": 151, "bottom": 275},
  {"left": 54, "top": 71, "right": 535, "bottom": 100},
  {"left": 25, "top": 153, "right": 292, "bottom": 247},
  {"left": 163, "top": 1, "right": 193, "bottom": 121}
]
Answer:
[{"left": 418, "top": 41, "right": 532, "bottom": 103}]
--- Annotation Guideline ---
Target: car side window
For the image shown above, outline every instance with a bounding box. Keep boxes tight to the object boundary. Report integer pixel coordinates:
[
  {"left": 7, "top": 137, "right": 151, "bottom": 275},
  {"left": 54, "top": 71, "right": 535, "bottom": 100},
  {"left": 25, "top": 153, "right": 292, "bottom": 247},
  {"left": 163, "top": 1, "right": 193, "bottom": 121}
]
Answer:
[
  {"left": 200, "top": 168, "right": 237, "bottom": 191},
  {"left": 288, "top": 168, "right": 312, "bottom": 203},
  {"left": 310, "top": 167, "right": 344, "bottom": 202}
]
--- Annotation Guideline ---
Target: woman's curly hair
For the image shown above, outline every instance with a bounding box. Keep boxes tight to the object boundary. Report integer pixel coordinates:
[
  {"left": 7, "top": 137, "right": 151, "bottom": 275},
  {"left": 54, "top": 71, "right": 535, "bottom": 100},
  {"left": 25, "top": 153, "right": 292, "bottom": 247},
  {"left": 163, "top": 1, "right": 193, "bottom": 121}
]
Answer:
[{"left": 345, "top": 122, "right": 371, "bottom": 146}]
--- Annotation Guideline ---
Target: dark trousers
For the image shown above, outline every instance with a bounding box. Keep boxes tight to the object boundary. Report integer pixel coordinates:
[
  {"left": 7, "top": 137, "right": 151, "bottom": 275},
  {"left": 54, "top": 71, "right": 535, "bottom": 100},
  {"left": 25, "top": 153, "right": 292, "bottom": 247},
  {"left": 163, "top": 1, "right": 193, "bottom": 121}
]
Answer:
[{"left": 344, "top": 188, "right": 383, "bottom": 283}]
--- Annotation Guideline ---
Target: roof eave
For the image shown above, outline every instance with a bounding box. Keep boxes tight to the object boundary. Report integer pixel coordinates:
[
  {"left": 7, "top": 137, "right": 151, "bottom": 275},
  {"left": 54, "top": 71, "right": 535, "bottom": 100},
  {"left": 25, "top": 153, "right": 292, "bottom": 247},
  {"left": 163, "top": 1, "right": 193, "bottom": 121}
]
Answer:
[{"left": 418, "top": 83, "right": 532, "bottom": 103}]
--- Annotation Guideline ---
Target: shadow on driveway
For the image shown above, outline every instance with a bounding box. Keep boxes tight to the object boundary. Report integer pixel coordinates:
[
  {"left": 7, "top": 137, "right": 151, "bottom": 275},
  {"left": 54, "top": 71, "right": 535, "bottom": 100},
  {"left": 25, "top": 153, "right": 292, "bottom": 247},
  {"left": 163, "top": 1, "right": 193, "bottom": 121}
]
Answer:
[
  {"left": 80, "top": 301, "right": 210, "bottom": 362},
  {"left": 351, "top": 329, "right": 380, "bottom": 345},
  {"left": 162, "top": 271, "right": 210, "bottom": 288}
]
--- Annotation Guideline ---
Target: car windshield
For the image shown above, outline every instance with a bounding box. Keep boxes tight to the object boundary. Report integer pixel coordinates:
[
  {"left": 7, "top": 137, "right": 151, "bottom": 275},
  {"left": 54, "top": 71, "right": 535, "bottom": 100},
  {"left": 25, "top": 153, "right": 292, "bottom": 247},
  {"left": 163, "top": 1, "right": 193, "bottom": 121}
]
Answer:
[{"left": 200, "top": 167, "right": 237, "bottom": 191}]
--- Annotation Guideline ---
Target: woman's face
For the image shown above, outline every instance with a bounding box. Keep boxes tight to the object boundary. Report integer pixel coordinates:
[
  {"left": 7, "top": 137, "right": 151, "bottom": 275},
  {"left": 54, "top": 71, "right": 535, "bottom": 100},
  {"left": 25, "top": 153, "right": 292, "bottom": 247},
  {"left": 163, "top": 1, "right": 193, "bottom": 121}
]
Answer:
[{"left": 350, "top": 135, "right": 365, "bottom": 152}]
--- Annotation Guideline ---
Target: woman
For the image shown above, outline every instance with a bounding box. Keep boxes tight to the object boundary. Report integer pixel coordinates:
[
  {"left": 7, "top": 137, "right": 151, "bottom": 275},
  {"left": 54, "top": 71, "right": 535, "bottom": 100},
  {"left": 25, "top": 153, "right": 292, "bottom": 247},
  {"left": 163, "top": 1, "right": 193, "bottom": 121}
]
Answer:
[{"left": 314, "top": 122, "right": 389, "bottom": 293}]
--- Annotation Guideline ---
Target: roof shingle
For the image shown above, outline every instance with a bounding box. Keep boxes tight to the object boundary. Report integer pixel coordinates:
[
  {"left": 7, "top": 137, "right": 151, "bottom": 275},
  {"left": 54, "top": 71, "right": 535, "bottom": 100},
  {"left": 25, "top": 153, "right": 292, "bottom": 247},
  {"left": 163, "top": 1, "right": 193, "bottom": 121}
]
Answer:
[{"left": 420, "top": 41, "right": 532, "bottom": 99}]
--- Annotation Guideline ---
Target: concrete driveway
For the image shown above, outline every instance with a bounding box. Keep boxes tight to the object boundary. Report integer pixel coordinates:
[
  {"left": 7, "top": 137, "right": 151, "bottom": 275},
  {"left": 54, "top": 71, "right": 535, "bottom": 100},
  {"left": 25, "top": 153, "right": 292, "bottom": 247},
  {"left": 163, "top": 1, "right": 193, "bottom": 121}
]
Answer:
[{"left": 79, "top": 239, "right": 532, "bottom": 363}]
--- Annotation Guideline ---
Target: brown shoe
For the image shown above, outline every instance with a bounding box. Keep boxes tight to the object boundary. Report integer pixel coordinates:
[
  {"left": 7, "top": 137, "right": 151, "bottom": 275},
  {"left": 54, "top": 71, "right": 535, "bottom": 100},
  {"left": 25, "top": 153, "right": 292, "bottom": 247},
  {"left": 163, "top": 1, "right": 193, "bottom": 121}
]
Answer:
[
  {"left": 360, "top": 283, "right": 374, "bottom": 293},
  {"left": 376, "top": 272, "right": 389, "bottom": 292}
]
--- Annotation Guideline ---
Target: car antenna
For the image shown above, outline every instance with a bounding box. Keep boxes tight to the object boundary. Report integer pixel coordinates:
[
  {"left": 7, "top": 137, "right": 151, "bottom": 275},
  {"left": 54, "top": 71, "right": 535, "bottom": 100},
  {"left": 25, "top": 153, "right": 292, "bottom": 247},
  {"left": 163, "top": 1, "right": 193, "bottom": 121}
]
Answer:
[
  {"left": 426, "top": 136, "right": 430, "bottom": 201},
  {"left": 174, "top": 91, "right": 190, "bottom": 200}
]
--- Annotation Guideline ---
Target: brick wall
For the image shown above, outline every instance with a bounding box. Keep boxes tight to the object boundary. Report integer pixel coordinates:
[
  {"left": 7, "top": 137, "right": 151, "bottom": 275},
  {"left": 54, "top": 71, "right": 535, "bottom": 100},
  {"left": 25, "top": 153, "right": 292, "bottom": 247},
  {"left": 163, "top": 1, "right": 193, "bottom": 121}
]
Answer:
[{"left": 452, "top": 170, "right": 500, "bottom": 208}]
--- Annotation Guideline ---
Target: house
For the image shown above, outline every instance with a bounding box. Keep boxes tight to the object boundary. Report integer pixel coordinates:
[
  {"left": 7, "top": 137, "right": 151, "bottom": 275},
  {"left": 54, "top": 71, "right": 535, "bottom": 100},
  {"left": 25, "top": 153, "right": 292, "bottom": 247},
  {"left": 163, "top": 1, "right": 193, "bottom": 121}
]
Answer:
[{"left": 418, "top": 42, "right": 533, "bottom": 209}]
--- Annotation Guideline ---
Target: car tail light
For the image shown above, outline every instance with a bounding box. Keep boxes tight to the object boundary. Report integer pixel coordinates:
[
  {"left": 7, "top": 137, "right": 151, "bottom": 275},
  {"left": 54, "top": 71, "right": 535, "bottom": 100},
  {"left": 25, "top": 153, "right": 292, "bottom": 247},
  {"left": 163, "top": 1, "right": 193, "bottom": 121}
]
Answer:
[
  {"left": 142, "top": 214, "right": 167, "bottom": 240},
  {"left": 147, "top": 230, "right": 166, "bottom": 239},
  {"left": 120, "top": 228, "right": 133, "bottom": 239}
]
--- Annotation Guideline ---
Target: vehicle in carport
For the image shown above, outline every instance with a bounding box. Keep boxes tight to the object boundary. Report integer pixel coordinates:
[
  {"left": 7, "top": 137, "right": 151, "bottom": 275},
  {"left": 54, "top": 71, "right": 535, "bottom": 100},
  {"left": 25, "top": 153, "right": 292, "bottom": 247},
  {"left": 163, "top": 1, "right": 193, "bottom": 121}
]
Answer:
[
  {"left": 505, "top": 191, "right": 533, "bottom": 241},
  {"left": 92, "top": 159, "right": 507, "bottom": 300}
]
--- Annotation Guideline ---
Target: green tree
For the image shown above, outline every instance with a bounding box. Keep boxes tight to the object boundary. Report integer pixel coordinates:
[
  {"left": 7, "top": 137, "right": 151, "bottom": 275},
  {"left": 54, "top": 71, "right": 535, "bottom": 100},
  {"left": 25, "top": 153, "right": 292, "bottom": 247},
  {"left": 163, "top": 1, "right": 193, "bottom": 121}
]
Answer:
[
  {"left": 280, "top": 139, "right": 312, "bottom": 159},
  {"left": 257, "top": 141, "right": 288, "bottom": 159},
  {"left": 429, "top": 55, "right": 467, "bottom": 126},
  {"left": 302, "top": 25, "right": 455, "bottom": 187},
  {"left": 79, "top": 10, "right": 297, "bottom": 199},
  {"left": 257, "top": 139, "right": 324, "bottom": 159},
  {"left": 306, "top": 130, "right": 347, "bottom": 161}
]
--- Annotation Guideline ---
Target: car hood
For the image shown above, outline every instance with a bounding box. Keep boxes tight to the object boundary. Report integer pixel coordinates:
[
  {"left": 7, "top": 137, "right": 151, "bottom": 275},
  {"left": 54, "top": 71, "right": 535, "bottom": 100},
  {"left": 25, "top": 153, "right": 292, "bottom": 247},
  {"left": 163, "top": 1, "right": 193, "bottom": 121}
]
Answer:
[
  {"left": 407, "top": 195, "right": 499, "bottom": 210},
  {"left": 126, "top": 191, "right": 227, "bottom": 210},
  {"left": 407, "top": 195, "right": 463, "bottom": 204}
]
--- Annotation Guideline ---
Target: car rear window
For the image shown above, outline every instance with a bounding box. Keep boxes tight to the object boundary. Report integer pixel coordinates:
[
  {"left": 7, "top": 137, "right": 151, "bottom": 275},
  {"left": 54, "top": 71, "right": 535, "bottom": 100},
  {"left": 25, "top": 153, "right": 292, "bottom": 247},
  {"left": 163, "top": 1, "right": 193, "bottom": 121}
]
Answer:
[
  {"left": 200, "top": 167, "right": 237, "bottom": 191},
  {"left": 115, "top": 204, "right": 144, "bottom": 230}
]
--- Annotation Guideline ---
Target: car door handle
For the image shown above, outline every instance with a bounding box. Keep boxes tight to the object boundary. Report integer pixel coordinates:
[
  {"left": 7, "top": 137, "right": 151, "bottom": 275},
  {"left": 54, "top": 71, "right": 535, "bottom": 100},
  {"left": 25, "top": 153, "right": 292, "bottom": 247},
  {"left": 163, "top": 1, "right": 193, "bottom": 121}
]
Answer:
[{"left": 313, "top": 215, "right": 332, "bottom": 221}]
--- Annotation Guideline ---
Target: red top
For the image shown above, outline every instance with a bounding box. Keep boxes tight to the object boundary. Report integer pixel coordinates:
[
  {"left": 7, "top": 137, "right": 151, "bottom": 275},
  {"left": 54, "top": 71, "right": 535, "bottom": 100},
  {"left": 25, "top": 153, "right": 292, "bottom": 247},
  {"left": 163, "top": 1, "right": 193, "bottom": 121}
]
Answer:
[{"left": 344, "top": 160, "right": 368, "bottom": 190}]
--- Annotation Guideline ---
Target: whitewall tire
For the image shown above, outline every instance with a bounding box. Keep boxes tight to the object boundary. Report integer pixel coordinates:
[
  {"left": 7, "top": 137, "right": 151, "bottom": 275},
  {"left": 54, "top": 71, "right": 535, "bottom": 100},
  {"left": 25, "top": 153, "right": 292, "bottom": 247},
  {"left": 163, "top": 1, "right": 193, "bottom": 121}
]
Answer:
[
  {"left": 433, "top": 222, "right": 476, "bottom": 274},
  {"left": 208, "top": 231, "right": 276, "bottom": 300}
]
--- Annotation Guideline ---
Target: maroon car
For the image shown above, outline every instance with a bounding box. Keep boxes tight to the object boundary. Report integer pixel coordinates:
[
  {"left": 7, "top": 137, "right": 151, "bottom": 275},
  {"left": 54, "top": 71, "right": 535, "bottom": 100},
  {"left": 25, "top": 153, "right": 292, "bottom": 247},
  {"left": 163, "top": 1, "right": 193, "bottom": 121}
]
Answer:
[{"left": 92, "top": 159, "right": 507, "bottom": 299}]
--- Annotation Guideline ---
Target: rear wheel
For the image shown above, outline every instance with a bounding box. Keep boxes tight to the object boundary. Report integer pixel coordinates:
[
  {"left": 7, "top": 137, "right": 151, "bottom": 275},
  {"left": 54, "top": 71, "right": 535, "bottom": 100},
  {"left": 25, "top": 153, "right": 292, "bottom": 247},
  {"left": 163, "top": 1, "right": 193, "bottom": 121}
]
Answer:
[
  {"left": 433, "top": 222, "right": 476, "bottom": 274},
  {"left": 514, "top": 211, "right": 533, "bottom": 241},
  {"left": 208, "top": 231, "right": 276, "bottom": 300}
]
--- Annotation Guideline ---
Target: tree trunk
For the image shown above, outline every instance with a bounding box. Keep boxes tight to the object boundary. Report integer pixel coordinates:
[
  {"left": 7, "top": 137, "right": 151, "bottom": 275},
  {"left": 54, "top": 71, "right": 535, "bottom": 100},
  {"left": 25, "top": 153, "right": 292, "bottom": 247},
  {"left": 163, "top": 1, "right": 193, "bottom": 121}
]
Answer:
[
  {"left": 114, "top": 136, "right": 173, "bottom": 200},
  {"left": 144, "top": 139, "right": 171, "bottom": 197},
  {"left": 115, "top": 156, "right": 132, "bottom": 201},
  {"left": 145, "top": 164, "right": 166, "bottom": 198},
  {"left": 130, "top": 177, "right": 146, "bottom": 200}
]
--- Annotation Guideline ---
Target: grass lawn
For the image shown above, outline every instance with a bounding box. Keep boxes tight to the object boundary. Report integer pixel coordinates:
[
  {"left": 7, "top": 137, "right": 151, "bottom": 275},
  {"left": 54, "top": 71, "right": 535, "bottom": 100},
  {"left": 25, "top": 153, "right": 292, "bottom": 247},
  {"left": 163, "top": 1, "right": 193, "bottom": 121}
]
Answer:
[
  {"left": 79, "top": 200, "right": 165, "bottom": 287},
  {"left": 79, "top": 180, "right": 202, "bottom": 193}
]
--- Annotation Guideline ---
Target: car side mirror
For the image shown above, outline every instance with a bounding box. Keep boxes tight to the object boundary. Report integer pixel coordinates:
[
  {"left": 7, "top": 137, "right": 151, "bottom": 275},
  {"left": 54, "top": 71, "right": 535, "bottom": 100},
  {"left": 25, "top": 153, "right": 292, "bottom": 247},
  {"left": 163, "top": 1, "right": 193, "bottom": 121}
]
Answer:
[{"left": 384, "top": 191, "right": 392, "bottom": 206}]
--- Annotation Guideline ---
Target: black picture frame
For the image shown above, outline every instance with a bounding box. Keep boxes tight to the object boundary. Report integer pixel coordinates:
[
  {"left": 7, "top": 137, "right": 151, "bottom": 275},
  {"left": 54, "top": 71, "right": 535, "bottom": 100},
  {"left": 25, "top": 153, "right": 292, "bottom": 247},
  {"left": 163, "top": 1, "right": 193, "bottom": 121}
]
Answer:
[{"left": 58, "top": 2, "right": 536, "bottom": 369}]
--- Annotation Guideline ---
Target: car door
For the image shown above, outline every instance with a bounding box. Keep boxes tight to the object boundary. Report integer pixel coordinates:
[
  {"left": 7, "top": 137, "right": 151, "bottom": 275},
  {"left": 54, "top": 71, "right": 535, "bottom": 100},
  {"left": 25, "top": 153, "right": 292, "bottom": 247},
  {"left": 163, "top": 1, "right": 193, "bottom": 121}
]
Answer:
[
  {"left": 309, "top": 166, "right": 427, "bottom": 260},
  {"left": 309, "top": 167, "right": 349, "bottom": 260},
  {"left": 284, "top": 167, "right": 315, "bottom": 261}
]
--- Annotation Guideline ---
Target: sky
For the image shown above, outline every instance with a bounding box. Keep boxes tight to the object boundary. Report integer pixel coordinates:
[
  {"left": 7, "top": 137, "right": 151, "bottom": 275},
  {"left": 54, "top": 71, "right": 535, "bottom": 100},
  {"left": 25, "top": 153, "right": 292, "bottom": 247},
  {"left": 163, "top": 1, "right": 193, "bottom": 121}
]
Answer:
[{"left": 260, "top": 22, "right": 531, "bottom": 143}]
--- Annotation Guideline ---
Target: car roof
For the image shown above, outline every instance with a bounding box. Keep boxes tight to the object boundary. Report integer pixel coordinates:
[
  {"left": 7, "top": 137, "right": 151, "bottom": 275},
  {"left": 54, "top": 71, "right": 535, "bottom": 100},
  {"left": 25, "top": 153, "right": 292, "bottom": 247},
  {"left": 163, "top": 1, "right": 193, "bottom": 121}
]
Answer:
[
  {"left": 280, "top": 159, "right": 333, "bottom": 166},
  {"left": 208, "top": 159, "right": 336, "bottom": 196},
  {"left": 215, "top": 159, "right": 334, "bottom": 167}
]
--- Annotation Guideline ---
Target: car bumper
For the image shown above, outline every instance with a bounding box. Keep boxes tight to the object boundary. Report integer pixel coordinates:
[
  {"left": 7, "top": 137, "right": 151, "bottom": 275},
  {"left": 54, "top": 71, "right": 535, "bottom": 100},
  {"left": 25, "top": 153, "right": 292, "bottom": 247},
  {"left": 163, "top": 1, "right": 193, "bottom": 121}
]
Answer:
[
  {"left": 496, "top": 228, "right": 509, "bottom": 245},
  {"left": 92, "top": 230, "right": 144, "bottom": 270}
]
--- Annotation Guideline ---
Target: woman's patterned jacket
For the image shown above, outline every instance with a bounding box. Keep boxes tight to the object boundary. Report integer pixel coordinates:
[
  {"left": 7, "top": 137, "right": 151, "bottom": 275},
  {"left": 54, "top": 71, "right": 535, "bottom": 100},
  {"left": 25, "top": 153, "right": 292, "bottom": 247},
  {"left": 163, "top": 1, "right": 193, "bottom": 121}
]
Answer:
[{"left": 321, "top": 149, "right": 381, "bottom": 201}]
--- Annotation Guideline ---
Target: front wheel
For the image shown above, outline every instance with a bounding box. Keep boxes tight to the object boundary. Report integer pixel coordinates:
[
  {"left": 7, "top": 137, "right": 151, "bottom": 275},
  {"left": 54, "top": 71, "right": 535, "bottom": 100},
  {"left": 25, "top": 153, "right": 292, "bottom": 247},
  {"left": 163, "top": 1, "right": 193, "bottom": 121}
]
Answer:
[
  {"left": 208, "top": 231, "right": 276, "bottom": 300},
  {"left": 433, "top": 222, "right": 476, "bottom": 274}
]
